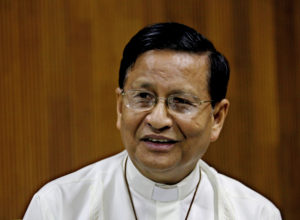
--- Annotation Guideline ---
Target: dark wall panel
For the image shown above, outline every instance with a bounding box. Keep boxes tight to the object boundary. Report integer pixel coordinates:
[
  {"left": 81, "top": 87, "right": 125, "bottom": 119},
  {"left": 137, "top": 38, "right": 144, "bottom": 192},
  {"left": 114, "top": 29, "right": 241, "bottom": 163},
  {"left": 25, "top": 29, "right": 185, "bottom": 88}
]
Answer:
[{"left": 0, "top": 0, "right": 299, "bottom": 219}]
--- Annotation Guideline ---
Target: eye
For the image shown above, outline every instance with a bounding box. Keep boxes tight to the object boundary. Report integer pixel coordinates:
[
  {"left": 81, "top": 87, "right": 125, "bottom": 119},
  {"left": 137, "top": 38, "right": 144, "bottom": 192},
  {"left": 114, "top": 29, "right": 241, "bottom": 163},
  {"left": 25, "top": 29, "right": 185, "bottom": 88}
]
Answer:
[
  {"left": 172, "top": 96, "right": 194, "bottom": 106},
  {"left": 130, "top": 91, "right": 155, "bottom": 108},
  {"left": 168, "top": 95, "right": 197, "bottom": 113},
  {"left": 134, "top": 91, "right": 154, "bottom": 100}
]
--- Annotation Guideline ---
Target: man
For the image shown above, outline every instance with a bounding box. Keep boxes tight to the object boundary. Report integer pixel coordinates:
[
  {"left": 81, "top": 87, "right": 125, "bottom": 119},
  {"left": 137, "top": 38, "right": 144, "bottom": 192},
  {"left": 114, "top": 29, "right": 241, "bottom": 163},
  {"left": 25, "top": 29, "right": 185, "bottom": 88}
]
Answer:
[{"left": 24, "top": 22, "right": 281, "bottom": 219}]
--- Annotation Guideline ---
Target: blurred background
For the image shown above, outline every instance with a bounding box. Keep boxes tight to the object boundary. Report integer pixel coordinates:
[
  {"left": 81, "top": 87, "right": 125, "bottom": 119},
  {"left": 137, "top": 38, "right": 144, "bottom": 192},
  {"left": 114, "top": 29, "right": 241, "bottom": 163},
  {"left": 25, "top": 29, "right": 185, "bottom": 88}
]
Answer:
[{"left": 0, "top": 0, "right": 299, "bottom": 219}]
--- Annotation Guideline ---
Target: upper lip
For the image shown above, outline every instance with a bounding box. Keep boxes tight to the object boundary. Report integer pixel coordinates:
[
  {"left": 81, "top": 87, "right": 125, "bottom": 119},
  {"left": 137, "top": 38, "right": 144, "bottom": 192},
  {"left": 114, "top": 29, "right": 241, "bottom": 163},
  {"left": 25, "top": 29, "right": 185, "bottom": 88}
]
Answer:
[{"left": 140, "top": 134, "right": 179, "bottom": 142}]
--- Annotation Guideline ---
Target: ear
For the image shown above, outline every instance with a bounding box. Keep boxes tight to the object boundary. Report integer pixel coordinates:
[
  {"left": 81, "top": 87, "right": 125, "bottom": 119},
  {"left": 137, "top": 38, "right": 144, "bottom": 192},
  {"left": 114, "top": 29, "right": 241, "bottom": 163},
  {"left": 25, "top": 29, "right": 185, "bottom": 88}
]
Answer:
[
  {"left": 116, "top": 88, "right": 123, "bottom": 130},
  {"left": 210, "top": 99, "right": 230, "bottom": 142}
]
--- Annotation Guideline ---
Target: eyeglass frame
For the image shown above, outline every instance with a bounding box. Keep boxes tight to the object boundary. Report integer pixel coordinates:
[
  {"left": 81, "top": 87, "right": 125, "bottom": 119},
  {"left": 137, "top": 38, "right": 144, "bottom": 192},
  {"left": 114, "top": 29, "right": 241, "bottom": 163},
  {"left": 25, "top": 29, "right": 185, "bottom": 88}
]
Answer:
[{"left": 121, "top": 89, "right": 214, "bottom": 115}]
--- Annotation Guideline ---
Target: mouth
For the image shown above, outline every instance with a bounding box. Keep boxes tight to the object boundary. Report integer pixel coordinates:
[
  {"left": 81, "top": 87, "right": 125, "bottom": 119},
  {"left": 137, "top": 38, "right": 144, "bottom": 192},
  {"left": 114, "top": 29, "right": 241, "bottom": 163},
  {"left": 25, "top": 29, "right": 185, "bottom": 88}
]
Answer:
[{"left": 140, "top": 136, "right": 179, "bottom": 151}]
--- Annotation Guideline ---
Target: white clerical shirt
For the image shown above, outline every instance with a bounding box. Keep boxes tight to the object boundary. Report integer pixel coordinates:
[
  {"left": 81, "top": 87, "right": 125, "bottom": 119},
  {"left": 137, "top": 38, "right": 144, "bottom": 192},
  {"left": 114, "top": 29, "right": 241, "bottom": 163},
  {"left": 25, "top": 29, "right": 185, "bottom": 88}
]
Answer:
[
  {"left": 126, "top": 155, "right": 214, "bottom": 219},
  {"left": 23, "top": 151, "right": 281, "bottom": 220}
]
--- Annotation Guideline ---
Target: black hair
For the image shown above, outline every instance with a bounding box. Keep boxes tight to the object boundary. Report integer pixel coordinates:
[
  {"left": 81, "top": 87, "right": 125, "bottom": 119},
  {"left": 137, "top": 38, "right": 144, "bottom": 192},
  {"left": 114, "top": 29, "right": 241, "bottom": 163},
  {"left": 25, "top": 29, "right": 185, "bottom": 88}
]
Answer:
[{"left": 119, "top": 22, "right": 230, "bottom": 106}]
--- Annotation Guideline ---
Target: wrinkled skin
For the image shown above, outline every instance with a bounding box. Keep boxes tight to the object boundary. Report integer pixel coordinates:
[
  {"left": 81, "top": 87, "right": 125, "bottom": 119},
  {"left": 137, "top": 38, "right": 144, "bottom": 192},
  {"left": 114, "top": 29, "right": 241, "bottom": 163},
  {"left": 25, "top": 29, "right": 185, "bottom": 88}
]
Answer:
[{"left": 116, "top": 50, "right": 229, "bottom": 184}]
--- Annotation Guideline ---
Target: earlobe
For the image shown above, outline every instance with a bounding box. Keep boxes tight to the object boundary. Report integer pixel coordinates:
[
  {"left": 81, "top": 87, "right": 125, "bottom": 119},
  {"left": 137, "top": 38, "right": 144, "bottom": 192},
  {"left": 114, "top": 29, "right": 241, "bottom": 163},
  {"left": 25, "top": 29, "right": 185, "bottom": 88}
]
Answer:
[
  {"left": 210, "top": 99, "right": 230, "bottom": 142},
  {"left": 116, "top": 88, "right": 123, "bottom": 130}
]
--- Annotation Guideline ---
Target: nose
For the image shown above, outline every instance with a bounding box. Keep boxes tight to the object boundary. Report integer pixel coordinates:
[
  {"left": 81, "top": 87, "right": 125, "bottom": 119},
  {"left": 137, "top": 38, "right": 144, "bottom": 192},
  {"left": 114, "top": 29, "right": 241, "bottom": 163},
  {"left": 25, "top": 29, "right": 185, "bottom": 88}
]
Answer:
[{"left": 145, "top": 98, "right": 173, "bottom": 132}]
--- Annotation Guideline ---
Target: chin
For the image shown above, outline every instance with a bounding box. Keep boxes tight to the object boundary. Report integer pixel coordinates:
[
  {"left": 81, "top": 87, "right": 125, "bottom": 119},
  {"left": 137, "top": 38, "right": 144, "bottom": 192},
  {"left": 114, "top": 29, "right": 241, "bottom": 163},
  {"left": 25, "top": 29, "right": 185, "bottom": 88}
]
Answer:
[{"left": 137, "top": 154, "right": 181, "bottom": 172}]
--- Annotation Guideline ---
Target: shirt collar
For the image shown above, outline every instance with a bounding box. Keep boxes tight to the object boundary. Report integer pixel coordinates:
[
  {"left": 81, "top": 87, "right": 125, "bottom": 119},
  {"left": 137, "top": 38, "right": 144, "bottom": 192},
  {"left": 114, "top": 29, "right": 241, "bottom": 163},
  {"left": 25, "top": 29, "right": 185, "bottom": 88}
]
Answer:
[{"left": 126, "top": 156, "right": 200, "bottom": 202}]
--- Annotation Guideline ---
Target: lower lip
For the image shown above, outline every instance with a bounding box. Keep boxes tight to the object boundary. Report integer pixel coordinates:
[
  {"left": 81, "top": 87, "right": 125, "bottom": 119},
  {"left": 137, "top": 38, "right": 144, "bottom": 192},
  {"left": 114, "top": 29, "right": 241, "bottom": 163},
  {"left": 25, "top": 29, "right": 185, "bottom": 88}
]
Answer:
[{"left": 142, "top": 141, "right": 176, "bottom": 152}]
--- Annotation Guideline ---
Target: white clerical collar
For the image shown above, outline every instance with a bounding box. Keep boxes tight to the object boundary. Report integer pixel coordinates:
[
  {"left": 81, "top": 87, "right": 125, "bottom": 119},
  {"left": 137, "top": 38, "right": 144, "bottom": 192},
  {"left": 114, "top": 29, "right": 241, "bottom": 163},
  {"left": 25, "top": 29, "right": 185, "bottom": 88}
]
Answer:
[{"left": 125, "top": 156, "right": 201, "bottom": 202}]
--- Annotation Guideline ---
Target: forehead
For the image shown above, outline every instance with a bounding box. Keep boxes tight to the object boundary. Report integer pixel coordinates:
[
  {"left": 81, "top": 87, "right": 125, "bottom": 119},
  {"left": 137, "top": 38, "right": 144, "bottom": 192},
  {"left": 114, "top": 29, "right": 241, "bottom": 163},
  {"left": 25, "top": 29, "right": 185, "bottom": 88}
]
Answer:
[{"left": 125, "top": 50, "right": 210, "bottom": 95}]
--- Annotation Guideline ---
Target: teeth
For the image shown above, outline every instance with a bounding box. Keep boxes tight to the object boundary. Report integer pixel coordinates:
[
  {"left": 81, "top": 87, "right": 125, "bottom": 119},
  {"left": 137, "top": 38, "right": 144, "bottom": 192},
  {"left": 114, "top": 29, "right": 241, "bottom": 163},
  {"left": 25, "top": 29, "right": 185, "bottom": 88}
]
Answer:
[{"left": 148, "top": 138, "right": 172, "bottom": 143}]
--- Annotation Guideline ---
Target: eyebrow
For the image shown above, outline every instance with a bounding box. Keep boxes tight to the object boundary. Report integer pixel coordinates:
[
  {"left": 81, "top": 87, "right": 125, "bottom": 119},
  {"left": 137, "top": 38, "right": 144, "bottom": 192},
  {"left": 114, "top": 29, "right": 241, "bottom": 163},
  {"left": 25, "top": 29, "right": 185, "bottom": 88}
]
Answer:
[
  {"left": 132, "top": 82, "right": 199, "bottom": 95},
  {"left": 131, "top": 81, "right": 155, "bottom": 90},
  {"left": 167, "top": 88, "right": 199, "bottom": 97},
  {"left": 168, "top": 89, "right": 189, "bottom": 94},
  {"left": 130, "top": 78, "right": 201, "bottom": 96}
]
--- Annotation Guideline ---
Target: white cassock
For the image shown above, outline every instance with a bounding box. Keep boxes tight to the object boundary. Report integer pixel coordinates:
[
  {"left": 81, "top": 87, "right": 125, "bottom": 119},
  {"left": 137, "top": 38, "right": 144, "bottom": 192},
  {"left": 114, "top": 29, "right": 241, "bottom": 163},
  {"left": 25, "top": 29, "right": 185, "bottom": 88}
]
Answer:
[{"left": 23, "top": 151, "right": 281, "bottom": 220}]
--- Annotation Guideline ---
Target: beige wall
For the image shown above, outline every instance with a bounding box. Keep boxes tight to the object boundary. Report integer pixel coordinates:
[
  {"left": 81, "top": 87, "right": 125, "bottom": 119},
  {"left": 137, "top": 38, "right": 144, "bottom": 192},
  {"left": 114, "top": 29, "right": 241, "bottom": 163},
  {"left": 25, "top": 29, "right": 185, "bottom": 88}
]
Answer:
[{"left": 0, "top": 0, "right": 299, "bottom": 219}]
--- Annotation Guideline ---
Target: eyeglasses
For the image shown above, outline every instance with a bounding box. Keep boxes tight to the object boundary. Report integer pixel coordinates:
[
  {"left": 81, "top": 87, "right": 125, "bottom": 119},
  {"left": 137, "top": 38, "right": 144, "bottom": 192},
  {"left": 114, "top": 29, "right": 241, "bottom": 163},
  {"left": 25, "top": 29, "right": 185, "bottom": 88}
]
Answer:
[{"left": 121, "top": 89, "right": 213, "bottom": 115}]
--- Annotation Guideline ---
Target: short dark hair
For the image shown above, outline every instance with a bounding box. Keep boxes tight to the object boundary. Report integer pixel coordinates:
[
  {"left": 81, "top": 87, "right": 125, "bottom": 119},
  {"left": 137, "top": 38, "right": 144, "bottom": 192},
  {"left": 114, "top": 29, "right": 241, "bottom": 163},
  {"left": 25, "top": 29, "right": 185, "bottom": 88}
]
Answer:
[{"left": 119, "top": 22, "right": 230, "bottom": 106}]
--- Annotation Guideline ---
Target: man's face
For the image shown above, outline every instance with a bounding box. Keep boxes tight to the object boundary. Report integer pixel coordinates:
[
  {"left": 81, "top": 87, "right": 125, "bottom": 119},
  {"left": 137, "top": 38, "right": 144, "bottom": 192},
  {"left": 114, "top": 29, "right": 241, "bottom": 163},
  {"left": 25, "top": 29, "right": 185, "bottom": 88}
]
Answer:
[{"left": 116, "top": 50, "right": 228, "bottom": 184}]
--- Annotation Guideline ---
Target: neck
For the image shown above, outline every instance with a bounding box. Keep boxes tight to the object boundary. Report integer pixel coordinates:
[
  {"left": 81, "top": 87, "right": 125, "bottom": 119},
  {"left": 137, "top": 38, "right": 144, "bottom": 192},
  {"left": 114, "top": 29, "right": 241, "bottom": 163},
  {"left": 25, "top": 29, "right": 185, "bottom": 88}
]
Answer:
[
  {"left": 131, "top": 158, "right": 198, "bottom": 184},
  {"left": 124, "top": 156, "right": 202, "bottom": 219}
]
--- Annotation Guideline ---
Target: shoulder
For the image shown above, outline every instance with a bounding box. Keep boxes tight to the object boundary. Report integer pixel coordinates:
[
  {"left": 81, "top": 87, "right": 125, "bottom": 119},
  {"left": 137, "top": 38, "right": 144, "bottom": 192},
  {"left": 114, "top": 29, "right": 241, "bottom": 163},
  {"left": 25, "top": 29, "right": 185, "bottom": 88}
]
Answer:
[
  {"left": 33, "top": 151, "right": 126, "bottom": 212},
  {"left": 199, "top": 160, "right": 282, "bottom": 219},
  {"left": 38, "top": 151, "right": 126, "bottom": 194},
  {"left": 24, "top": 151, "right": 127, "bottom": 219},
  {"left": 218, "top": 173, "right": 281, "bottom": 218}
]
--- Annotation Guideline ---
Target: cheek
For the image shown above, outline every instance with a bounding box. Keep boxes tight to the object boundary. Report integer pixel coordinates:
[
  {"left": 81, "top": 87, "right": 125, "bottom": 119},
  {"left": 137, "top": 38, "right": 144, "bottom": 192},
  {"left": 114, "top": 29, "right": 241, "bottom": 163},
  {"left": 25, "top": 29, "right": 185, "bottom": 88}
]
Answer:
[
  {"left": 179, "top": 117, "right": 212, "bottom": 158},
  {"left": 178, "top": 115, "right": 212, "bottom": 138},
  {"left": 120, "top": 110, "right": 145, "bottom": 140}
]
